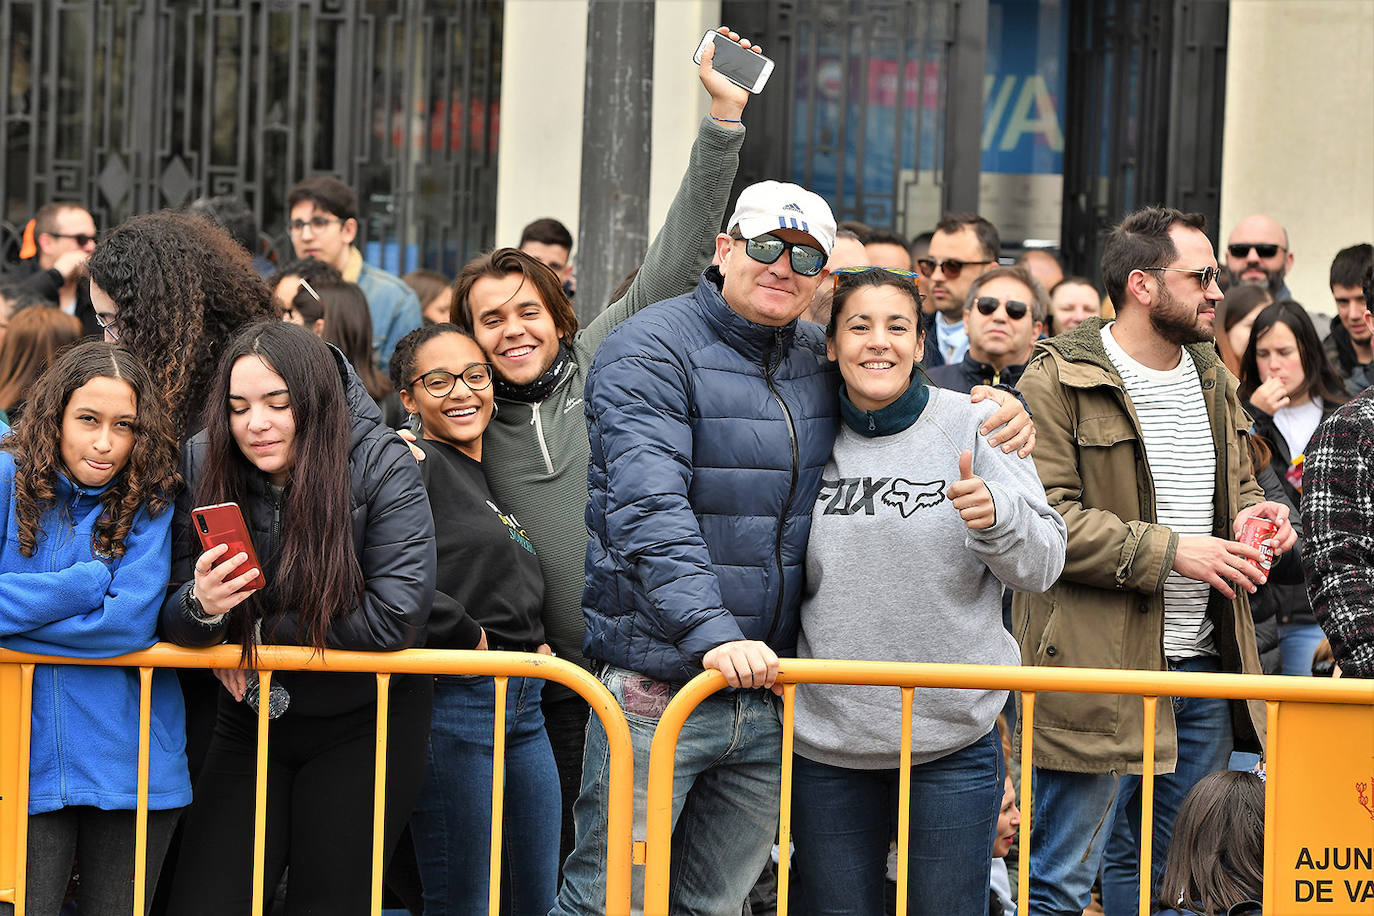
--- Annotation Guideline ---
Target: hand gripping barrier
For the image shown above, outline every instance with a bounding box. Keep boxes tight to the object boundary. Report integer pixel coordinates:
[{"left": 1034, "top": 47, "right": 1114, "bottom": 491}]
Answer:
[
  {"left": 0, "top": 644, "right": 634, "bottom": 916},
  {"left": 642, "top": 660, "right": 1374, "bottom": 916}
]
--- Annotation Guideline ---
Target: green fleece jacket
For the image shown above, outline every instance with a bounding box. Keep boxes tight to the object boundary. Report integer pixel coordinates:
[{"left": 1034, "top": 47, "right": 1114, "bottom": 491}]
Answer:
[{"left": 480, "top": 117, "right": 745, "bottom": 683}]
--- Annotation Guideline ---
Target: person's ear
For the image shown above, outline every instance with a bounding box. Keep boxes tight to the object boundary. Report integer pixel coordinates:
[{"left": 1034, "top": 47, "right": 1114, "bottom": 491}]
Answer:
[
  {"left": 713, "top": 234, "right": 734, "bottom": 270},
  {"left": 825, "top": 335, "right": 837, "bottom": 363},
  {"left": 311, "top": 318, "right": 325, "bottom": 338},
  {"left": 1125, "top": 269, "right": 1154, "bottom": 307},
  {"left": 340, "top": 217, "right": 358, "bottom": 246},
  {"left": 398, "top": 387, "right": 418, "bottom": 415}
]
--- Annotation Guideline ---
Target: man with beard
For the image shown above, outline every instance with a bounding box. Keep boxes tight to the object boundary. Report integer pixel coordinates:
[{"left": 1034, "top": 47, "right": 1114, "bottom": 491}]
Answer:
[
  {"left": 1225, "top": 213, "right": 1293, "bottom": 299},
  {"left": 1012, "top": 206, "right": 1296, "bottom": 915}
]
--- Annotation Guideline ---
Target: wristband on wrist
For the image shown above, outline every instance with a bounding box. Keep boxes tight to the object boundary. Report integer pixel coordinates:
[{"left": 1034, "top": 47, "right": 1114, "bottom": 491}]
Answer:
[
  {"left": 183, "top": 584, "right": 219, "bottom": 626},
  {"left": 710, "top": 115, "right": 742, "bottom": 124}
]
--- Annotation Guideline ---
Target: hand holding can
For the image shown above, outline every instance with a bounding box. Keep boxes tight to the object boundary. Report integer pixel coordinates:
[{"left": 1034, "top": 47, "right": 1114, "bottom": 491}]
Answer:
[{"left": 1238, "top": 516, "right": 1278, "bottom": 571}]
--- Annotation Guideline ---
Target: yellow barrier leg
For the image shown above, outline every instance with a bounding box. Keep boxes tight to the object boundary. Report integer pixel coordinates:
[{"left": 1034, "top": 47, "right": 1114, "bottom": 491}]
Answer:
[
  {"left": 372, "top": 673, "right": 392, "bottom": 916},
  {"left": 1017, "top": 692, "right": 1034, "bottom": 916},
  {"left": 777, "top": 684, "right": 795, "bottom": 916},
  {"left": 1138, "top": 697, "right": 1156, "bottom": 916},
  {"left": 15, "top": 664, "right": 34, "bottom": 916},
  {"left": 489, "top": 676, "right": 508, "bottom": 916},
  {"left": 1262, "top": 700, "right": 1278, "bottom": 913},
  {"left": 896, "top": 687, "right": 914, "bottom": 916},
  {"left": 134, "top": 668, "right": 153, "bottom": 916},
  {"left": 251, "top": 670, "right": 273, "bottom": 916}
]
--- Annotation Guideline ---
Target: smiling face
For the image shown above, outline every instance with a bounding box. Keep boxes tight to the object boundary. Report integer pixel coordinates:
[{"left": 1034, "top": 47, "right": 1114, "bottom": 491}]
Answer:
[
  {"left": 228, "top": 355, "right": 297, "bottom": 485},
  {"left": 398, "top": 332, "right": 495, "bottom": 461},
  {"left": 826, "top": 283, "right": 924, "bottom": 412},
  {"left": 715, "top": 228, "right": 829, "bottom": 327},
  {"left": 467, "top": 272, "right": 562, "bottom": 386},
  {"left": 965, "top": 275, "right": 1044, "bottom": 370},
  {"left": 992, "top": 776, "right": 1020, "bottom": 858},
  {"left": 1254, "top": 320, "right": 1308, "bottom": 405},
  {"left": 60, "top": 376, "right": 137, "bottom": 489}
]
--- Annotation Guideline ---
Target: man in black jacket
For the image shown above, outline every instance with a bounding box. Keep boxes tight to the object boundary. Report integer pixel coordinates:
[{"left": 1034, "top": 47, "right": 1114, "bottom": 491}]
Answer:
[
  {"left": 1323, "top": 243, "right": 1373, "bottom": 393},
  {"left": 3, "top": 201, "right": 102, "bottom": 338},
  {"left": 928, "top": 264, "right": 1045, "bottom": 393}
]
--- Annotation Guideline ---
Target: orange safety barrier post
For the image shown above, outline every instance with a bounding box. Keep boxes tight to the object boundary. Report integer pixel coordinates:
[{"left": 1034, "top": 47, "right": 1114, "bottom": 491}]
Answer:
[
  {"left": 643, "top": 659, "right": 1374, "bottom": 916},
  {"left": 0, "top": 644, "right": 635, "bottom": 916}
]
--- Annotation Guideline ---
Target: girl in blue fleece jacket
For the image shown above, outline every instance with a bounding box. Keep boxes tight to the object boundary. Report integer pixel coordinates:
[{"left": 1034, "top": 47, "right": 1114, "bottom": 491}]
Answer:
[{"left": 0, "top": 340, "right": 187, "bottom": 916}]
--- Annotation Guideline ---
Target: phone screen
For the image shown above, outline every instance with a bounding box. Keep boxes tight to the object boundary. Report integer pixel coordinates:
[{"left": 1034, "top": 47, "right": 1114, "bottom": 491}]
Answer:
[{"left": 706, "top": 33, "right": 769, "bottom": 90}]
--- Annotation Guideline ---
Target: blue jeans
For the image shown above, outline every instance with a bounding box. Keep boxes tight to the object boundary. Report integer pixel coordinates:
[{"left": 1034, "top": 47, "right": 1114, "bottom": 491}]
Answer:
[
  {"left": 409, "top": 674, "right": 560, "bottom": 916},
  {"left": 550, "top": 666, "right": 783, "bottom": 916},
  {"left": 790, "top": 729, "right": 1003, "bottom": 916},
  {"left": 1278, "top": 621, "right": 1326, "bottom": 676},
  {"left": 1029, "top": 656, "right": 1233, "bottom": 916}
]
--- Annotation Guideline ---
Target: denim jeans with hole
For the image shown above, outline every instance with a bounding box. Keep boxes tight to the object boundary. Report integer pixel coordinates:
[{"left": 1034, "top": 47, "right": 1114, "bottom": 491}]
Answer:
[
  {"left": 1028, "top": 655, "right": 1233, "bottom": 916},
  {"left": 790, "top": 729, "right": 1003, "bottom": 916},
  {"left": 550, "top": 665, "right": 783, "bottom": 916},
  {"left": 409, "top": 674, "right": 561, "bottom": 916}
]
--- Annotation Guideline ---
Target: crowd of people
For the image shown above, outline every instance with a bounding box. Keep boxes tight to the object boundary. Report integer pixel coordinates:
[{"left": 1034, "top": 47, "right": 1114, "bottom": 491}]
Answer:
[{"left": 0, "top": 23, "right": 1371, "bottom": 916}]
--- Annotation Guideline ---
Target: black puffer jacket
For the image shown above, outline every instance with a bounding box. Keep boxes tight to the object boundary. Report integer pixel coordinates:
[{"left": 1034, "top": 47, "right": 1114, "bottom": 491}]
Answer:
[{"left": 160, "top": 345, "right": 436, "bottom": 714}]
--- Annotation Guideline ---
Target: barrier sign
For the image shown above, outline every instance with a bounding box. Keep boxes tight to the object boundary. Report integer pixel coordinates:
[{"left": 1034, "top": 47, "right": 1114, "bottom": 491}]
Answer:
[{"left": 1270, "top": 701, "right": 1374, "bottom": 913}]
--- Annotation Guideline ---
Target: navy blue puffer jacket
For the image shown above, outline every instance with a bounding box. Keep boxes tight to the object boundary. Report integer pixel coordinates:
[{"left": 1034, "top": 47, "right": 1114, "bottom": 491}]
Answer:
[{"left": 582, "top": 268, "right": 840, "bottom": 683}]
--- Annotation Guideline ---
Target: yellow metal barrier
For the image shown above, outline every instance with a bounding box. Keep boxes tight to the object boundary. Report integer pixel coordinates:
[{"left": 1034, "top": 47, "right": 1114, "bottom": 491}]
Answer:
[
  {"left": 643, "top": 659, "right": 1374, "bottom": 916},
  {"left": 0, "top": 643, "right": 635, "bottom": 916}
]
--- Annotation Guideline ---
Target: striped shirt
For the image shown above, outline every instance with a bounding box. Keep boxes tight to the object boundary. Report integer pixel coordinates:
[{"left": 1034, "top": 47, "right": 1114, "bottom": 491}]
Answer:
[{"left": 1101, "top": 324, "right": 1217, "bottom": 658}]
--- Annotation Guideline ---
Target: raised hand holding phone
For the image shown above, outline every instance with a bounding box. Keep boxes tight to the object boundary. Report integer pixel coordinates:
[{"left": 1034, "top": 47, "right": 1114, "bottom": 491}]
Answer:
[{"left": 697, "top": 26, "right": 770, "bottom": 124}]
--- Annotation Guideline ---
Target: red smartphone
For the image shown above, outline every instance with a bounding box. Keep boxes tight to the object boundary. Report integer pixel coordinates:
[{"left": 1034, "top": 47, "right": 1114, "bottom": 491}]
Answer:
[{"left": 191, "top": 502, "right": 267, "bottom": 592}]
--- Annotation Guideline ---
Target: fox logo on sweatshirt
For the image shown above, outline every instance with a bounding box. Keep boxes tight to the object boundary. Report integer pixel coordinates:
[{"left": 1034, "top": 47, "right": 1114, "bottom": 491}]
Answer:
[{"left": 818, "top": 477, "right": 946, "bottom": 517}]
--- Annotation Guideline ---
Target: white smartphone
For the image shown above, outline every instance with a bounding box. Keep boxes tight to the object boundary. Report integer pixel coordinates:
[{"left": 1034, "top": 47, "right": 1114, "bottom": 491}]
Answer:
[{"left": 692, "top": 30, "right": 775, "bottom": 95}]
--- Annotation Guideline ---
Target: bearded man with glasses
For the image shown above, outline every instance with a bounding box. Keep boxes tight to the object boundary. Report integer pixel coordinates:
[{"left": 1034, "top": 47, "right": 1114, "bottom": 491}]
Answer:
[
  {"left": 1013, "top": 206, "right": 1296, "bottom": 915},
  {"left": 1225, "top": 212, "right": 1294, "bottom": 299}
]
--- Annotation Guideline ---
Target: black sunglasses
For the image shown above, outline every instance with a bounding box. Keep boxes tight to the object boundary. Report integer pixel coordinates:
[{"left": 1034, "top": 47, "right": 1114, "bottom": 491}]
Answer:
[
  {"left": 1227, "top": 243, "right": 1283, "bottom": 259},
  {"left": 740, "top": 233, "right": 828, "bottom": 277},
  {"left": 1140, "top": 264, "right": 1223, "bottom": 290},
  {"left": 973, "top": 297, "right": 1029, "bottom": 320},
  {"left": 915, "top": 257, "right": 994, "bottom": 280},
  {"left": 48, "top": 232, "right": 97, "bottom": 246}
]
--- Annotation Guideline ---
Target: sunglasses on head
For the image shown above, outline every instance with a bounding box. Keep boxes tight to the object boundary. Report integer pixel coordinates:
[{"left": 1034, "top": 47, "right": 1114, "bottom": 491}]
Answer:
[
  {"left": 1227, "top": 243, "right": 1283, "bottom": 259},
  {"left": 915, "top": 257, "right": 994, "bottom": 280},
  {"left": 973, "top": 297, "right": 1029, "bottom": 320},
  {"left": 831, "top": 265, "right": 921, "bottom": 291},
  {"left": 740, "top": 233, "right": 828, "bottom": 277}
]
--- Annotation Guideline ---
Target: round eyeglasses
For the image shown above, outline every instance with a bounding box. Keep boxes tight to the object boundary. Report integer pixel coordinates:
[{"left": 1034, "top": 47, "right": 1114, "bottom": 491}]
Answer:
[{"left": 410, "top": 363, "right": 494, "bottom": 398}]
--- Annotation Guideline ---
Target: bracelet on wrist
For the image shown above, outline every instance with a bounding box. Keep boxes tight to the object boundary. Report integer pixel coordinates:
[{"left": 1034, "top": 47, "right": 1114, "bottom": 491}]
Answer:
[
  {"left": 183, "top": 584, "right": 220, "bottom": 626},
  {"left": 710, "top": 115, "right": 742, "bottom": 124}
]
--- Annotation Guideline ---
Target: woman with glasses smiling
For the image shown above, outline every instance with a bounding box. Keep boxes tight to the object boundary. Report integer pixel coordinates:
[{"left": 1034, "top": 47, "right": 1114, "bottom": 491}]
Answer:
[{"left": 387, "top": 323, "right": 560, "bottom": 915}]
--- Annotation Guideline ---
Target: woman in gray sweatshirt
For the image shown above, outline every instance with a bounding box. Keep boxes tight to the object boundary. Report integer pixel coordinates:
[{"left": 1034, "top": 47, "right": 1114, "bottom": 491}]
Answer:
[{"left": 791, "top": 268, "right": 1067, "bottom": 915}]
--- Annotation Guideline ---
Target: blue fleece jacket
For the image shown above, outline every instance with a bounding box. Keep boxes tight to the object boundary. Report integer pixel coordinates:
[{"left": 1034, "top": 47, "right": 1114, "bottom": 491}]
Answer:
[{"left": 0, "top": 447, "right": 189, "bottom": 814}]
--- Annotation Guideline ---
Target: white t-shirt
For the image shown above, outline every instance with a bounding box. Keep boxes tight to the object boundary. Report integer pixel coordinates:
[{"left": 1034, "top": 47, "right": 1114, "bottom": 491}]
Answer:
[
  {"left": 1101, "top": 324, "right": 1217, "bottom": 658},
  {"left": 1273, "top": 397, "right": 1324, "bottom": 459}
]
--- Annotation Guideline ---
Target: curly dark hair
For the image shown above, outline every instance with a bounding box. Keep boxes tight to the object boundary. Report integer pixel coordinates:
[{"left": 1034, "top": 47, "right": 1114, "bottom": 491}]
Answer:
[
  {"left": 1, "top": 341, "right": 179, "bottom": 558},
  {"left": 87, "top": 211, "right": 276, "bottom": 434}
]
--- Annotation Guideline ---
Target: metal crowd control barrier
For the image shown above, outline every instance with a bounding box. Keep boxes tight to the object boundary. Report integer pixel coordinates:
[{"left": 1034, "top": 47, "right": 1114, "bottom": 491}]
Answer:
[
  {"left": 643, "top": 660, "right": 1374, "bottom": 916},
  {"left": 0, "top": 643, "right": 634, "bottom": 916}
]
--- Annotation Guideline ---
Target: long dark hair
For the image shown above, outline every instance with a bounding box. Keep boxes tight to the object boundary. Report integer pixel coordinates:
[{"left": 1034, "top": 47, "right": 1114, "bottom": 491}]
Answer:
[
  {"left": 1157, "top": 770, "right": 1264, "bottom": 915},
  {"left": 1239, "top": 300, "right": 1349, "bottom": 407},
  {"left": 2, "top": 341, "right": 179, "bottom": 558},
  {"left": 87, "top": 211, "right": 276, "bottom": 434},
  {"left": 317, "top": 280, "right": 392, "bottom": 402},
  {"left": 197, "top": 321, "right": 362, "bottom": 656}
]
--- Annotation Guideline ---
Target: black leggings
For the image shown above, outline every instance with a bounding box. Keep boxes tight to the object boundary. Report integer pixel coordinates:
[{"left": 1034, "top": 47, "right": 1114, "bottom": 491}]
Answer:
[
  {"left": 165, "top": 675, "right": 432, "bottom": 916},
  {"left": 0, "top": 805, "right": 180, "bottom": 916}
]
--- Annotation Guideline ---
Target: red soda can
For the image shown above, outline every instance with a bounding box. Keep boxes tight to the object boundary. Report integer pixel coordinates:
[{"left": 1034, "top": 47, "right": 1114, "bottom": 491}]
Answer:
[{"left": 1239, "top": 517, "right": 1278, "bottom": 571}]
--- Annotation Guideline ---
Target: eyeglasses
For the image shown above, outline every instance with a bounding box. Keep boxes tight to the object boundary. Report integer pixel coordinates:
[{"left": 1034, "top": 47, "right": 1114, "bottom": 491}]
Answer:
[
  {"left": 915, "top": 257, "right": 994, "bottom": 280},
  {"left": 1227, "top": 243, "right": 1284, "bottom": 259},
  {"left": 973, "top": 297, "right": 1030, "bottom": 320},
  {"left": 1140, "top": 265, "right": 1223, "bottom": 290},
  {"left": 739, "top": 233, "right": 828, "bottom": 277},
  {"left": 94, "top": 311, "right": 122, "bottom": 339},
  {"left": 831, "top": 266, "right": 922, "bottom": 291},
  {"left": 288, "top": 216, "right": 345, "bottom": 235},
  {"left": 47, "top": 232, "right": 97, "bottom": 246},
  {"left": 410, "top": 363, "right": 494, "bottom": 398}
]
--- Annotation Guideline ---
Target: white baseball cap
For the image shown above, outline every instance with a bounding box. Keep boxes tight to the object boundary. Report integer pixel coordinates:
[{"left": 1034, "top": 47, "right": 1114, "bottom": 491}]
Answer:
[{"left": 727, "top": 181, "right": 837, "bottom": 256}]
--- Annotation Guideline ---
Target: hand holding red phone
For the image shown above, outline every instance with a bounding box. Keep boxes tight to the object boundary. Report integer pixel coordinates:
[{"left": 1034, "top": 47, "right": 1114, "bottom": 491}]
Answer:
[{"left": 193, "top": 541, "right": 262, "bottom": 617}]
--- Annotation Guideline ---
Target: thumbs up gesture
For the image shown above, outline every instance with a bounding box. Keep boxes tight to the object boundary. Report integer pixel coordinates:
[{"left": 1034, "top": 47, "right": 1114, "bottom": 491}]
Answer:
[{"left": 945, "top": 449, "right": 996, "bottom": 530}]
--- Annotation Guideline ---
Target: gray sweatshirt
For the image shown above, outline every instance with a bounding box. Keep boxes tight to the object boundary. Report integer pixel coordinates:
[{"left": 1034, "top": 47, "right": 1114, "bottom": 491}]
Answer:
[{"left": 794, "top": 388, "right": 1067, "bottom": 769}]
